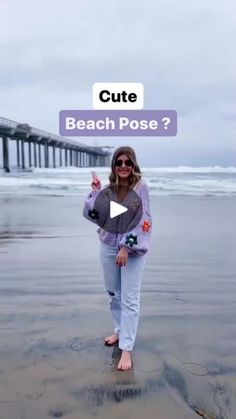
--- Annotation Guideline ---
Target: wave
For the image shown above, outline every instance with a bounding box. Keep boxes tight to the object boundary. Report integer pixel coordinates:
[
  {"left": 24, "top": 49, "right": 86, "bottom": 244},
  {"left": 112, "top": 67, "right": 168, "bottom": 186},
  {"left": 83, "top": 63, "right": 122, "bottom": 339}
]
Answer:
[
  {"left": 1, "top": 165, "right": 236, "bottom": 174},
  {"left": 143, "top": 166, "right": 236, "bottom": 174},
  {"left": 0, "top": 166, "right": 236, "bottom": 197}
]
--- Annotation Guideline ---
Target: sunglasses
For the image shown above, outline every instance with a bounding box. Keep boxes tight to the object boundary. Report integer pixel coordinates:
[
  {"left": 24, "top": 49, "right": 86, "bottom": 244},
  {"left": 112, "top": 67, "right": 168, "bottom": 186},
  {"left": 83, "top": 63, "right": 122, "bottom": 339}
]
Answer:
[{"left": 115, "top": 158, "right": 133, "bottom": 167}]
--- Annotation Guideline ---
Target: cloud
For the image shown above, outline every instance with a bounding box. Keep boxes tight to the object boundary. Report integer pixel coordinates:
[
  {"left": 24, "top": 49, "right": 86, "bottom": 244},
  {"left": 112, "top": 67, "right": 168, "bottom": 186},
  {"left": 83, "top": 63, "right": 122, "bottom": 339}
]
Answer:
[{"left": 0, "top": 0, "right": 235, "bottom": 166}]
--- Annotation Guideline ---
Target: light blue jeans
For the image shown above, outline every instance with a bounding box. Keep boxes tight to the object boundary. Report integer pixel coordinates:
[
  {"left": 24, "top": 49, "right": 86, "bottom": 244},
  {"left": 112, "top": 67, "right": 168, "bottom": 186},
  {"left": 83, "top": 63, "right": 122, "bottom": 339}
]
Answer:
[{"left": 99, "top": 242, "right": 147, "bottom": 351}]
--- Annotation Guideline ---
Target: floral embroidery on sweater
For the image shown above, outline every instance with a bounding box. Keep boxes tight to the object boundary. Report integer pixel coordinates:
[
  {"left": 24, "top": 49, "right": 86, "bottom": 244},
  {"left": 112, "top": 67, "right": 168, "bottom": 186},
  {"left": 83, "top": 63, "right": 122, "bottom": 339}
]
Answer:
[
  {"left": 142, "top": 220, "right": 151, "bottom": 232},
  {"left": 88, "top": 209, "right": 99, "bottom": 220},
  {"left": 125, "top": 233, "right": 138, "bottom": 247}
]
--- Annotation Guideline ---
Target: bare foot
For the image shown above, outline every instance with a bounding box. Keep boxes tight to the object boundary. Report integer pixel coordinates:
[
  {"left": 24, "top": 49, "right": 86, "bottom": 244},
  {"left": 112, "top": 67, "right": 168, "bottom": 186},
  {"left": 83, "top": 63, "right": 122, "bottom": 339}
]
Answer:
[
  {"left": 117, "top": 351, "right": 133, "bottom": 371},
  {"left": 104, "top": 333, "right": 119, "bottom": 346}
]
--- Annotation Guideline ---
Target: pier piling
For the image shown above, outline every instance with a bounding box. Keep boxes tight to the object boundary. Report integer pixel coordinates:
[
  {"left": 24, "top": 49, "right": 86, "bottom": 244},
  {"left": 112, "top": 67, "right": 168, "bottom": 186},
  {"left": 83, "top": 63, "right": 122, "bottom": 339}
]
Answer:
[{"left": 0, "top": 116, "right": 111, "bottom": 172}]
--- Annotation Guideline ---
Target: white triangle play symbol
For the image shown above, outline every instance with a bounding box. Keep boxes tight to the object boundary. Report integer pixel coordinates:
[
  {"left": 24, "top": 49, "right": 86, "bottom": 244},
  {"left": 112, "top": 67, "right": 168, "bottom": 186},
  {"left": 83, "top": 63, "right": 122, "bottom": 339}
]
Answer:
[{"left": 110, "top": 200, "right": 128, "bottom": 219}]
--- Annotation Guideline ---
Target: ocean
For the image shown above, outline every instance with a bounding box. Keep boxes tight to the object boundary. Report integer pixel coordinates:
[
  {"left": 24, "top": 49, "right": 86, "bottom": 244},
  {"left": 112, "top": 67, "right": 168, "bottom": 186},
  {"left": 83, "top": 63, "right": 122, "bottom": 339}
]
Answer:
[{"left": 0, "top": 166, "right": 236, "bottom": 197}]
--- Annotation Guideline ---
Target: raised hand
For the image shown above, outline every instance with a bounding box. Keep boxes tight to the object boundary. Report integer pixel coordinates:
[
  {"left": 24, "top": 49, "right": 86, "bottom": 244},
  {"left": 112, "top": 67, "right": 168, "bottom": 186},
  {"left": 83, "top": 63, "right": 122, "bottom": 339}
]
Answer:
[{"left": 91, "top": 171, "right": 101, "bottom": 191}]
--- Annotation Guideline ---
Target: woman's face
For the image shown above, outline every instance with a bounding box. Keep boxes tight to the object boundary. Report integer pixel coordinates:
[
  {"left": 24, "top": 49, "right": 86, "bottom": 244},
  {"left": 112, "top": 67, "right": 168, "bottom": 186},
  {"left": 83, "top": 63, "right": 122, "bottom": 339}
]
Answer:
[{"left": 114, "top": 154, "right": 133, "bottom": 180}]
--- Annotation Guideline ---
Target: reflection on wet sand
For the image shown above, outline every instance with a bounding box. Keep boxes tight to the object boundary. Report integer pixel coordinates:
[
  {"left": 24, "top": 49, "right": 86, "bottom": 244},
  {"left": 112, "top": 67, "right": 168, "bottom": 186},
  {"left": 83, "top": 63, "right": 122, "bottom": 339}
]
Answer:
[{"left": 1, "top": 335, "right": 236, "bottom": 419}]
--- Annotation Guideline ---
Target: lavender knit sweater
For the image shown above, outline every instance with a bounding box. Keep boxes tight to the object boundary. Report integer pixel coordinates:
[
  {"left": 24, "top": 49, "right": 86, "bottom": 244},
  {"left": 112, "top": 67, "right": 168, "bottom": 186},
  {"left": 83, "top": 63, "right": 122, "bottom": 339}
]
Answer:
[{"left": 83, "top": 180, "right": 152, "bottom": 256}]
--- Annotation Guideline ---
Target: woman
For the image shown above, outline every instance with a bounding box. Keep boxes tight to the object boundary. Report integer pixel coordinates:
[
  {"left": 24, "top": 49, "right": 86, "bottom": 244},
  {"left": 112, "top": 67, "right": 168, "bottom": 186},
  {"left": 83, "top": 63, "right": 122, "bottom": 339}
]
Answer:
[{"left": 83, "top": 146, "right": 152, "bottom": 371}]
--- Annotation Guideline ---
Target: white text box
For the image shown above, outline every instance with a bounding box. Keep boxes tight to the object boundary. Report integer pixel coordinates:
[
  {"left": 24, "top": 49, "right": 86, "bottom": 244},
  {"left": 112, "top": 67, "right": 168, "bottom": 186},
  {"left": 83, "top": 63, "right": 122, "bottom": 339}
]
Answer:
[{"left": 93, "top": 82, "right": 144, "bottom": 110}]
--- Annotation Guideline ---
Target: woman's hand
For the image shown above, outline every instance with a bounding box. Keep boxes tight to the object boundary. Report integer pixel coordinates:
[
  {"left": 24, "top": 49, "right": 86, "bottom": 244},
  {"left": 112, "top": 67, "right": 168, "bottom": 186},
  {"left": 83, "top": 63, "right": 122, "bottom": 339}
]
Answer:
[
  {"left": 116, "top": 247, "right": 128, "bottom": 267},
  {"left": 91, "top": 171, "right": 101, "bottom": 191}
]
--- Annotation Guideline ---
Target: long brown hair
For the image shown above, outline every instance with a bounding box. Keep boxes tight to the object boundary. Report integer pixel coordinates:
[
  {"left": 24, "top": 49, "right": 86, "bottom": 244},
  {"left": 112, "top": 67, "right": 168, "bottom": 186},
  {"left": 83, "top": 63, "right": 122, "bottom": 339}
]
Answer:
[{"left": 109, "top": 146, "right": 142, "bottom": 189}]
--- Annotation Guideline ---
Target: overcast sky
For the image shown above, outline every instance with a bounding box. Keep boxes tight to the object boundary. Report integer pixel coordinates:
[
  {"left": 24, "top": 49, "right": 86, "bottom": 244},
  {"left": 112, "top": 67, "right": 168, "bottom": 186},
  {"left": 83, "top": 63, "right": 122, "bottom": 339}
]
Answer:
[{"left": 0, "top": 0, "right": 235, "bottom": 166}]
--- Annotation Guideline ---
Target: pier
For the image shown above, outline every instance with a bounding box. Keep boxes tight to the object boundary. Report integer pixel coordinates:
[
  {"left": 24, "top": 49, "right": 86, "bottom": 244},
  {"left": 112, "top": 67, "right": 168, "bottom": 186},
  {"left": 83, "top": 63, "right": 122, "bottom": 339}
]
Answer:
[{"left": 0, "top": 116, "right": 111, "bottom": 172}]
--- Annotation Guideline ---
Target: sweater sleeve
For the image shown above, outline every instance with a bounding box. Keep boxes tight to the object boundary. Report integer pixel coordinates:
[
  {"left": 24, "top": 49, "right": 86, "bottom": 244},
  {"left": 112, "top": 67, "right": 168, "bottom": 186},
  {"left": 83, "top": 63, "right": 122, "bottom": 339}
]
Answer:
[
  {"left": 118, "top": 181, "right": 152, "bottom": 256},
  {"left": 83, "top": 189, "right": 101, "bottom": 224}
]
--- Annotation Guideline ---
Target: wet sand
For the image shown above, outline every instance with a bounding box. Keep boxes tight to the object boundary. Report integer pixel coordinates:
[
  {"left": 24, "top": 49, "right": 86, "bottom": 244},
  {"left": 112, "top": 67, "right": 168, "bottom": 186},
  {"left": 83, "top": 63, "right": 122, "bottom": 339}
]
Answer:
[{"left": 0, "top": 195, "right": 236, "bottom": 418}]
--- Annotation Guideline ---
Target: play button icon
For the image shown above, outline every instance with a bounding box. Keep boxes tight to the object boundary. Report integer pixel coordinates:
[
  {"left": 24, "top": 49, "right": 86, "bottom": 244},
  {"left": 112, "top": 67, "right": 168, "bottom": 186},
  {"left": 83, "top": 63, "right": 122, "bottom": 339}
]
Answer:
[
  {"left": 110, "top": 201, "right": 128, "bottom": 219},
  {"left": 87, "top": 185, "right": 143, "bottom": 234}
]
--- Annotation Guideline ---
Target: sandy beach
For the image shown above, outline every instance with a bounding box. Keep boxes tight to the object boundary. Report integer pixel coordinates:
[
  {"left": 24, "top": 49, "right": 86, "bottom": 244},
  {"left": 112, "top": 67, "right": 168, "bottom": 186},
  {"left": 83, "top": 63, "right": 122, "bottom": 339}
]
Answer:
[{"left": 1, "top": 194, "right": 236, "bottom": 418}]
